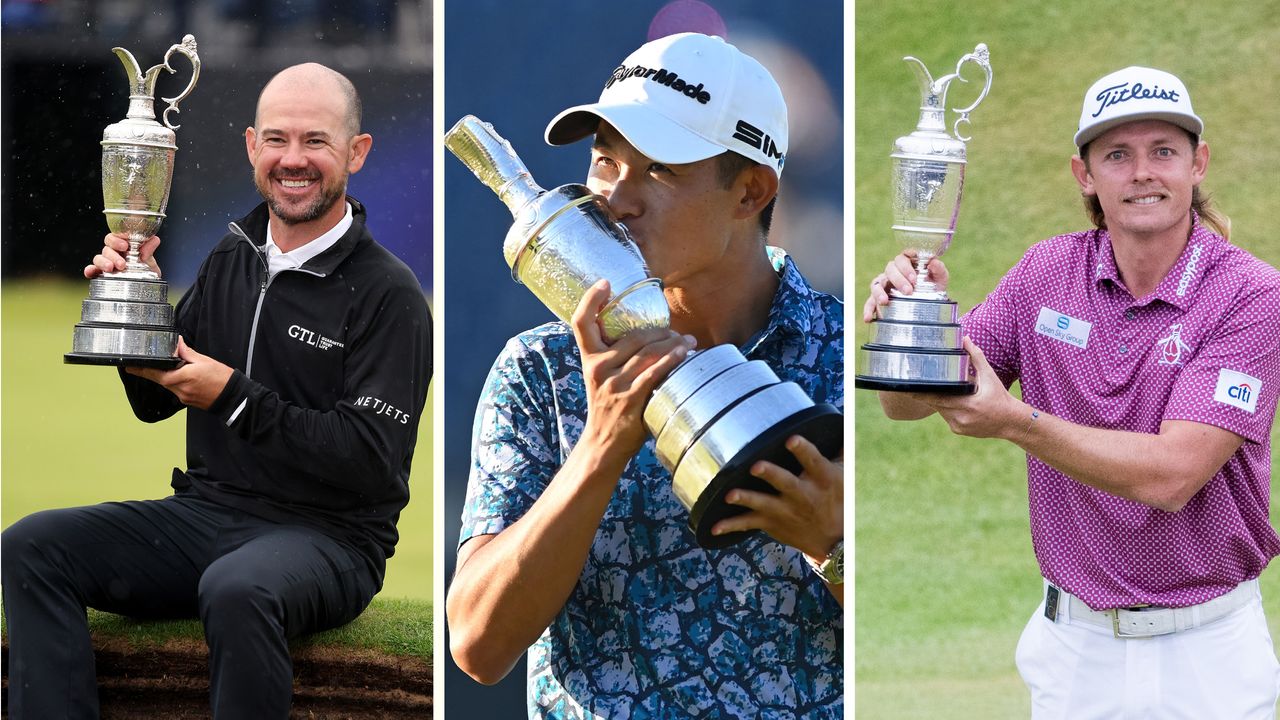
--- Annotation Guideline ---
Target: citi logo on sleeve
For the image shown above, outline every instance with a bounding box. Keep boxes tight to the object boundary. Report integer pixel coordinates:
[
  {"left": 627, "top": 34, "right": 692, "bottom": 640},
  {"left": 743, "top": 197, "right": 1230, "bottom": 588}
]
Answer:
[
  {"left": 1090, "top": 81, "right": 1181, "bottom": 118},
  {"left": 604, "top": 64, "right": 712, "bottom": 104},
  {"left": 1214, "top": 368, "right": 1262, "bottom": 413}
]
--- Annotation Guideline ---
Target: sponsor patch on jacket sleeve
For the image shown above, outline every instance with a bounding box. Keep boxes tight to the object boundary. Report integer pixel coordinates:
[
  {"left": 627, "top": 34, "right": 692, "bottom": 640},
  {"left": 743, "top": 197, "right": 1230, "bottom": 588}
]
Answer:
[{"left": 1213, "top": 368, "right": 1262, "bottom": 413}]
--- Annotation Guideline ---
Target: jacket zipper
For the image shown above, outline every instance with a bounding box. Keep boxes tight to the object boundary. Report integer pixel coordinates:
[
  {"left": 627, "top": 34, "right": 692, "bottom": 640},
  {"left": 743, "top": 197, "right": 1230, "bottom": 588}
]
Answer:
[{"left": 229, "top": 222, "right": 327, "bottom": 379}]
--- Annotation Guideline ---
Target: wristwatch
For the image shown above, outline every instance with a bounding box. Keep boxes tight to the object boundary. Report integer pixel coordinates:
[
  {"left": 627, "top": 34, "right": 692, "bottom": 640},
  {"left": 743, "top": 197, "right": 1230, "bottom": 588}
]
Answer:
[{"left": 806, "top": 539, "right": 844, "bottom": 585}]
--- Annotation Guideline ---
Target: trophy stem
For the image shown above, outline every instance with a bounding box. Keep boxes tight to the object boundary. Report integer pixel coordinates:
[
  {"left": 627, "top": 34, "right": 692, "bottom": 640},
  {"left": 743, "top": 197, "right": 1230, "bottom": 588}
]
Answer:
[
  {"left": 497, "top": 173, "right": 542, "bottom": 212},
  {"left": 121, "top": 235, "right": 156, "bottom": 277},
  {"left": 914, "top": 252, "right": 937, "bottom": 295}
]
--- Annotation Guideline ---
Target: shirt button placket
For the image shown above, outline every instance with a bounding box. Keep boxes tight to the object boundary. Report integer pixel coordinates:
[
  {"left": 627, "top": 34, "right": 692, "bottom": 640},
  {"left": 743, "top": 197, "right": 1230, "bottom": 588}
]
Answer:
[{"left": 1119, "top": 307, "right": 1136, "bottom": 355}]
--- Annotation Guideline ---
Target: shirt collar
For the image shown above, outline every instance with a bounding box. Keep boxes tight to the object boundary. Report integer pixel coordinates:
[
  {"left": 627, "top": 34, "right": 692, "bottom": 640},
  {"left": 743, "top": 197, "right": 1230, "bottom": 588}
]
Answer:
[
  {"left": 264, "top": 201, "right": 354, "bottom": 277},
  {"left": 743, "top": 246, "right": 815, "bottom": 353},
  {"left": 1149, "top": 219, "right": 1221, "bottom": 310}
]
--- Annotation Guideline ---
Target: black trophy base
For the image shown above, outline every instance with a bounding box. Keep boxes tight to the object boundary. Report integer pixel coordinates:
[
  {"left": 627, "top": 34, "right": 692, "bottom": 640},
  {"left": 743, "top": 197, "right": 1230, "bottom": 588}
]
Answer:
[
  {"left": 853, "top": 375, "right": 975, "bottom": 394},
  {"left": 64, "top": 352, "right": 183, "bottom": 369},
  {"left": 688, "top": 403, "right": 844, "bottom": 549}
]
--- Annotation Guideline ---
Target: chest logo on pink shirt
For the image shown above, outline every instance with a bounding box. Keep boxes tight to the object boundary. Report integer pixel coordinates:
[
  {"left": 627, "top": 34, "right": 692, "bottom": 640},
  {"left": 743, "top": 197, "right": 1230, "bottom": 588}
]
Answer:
[
  {"left": 1156, "top": 323, "right": 1191, "bottom": 365},
  {"left": 1035, "top": 307, "right": 1091, "bottom": 349}
]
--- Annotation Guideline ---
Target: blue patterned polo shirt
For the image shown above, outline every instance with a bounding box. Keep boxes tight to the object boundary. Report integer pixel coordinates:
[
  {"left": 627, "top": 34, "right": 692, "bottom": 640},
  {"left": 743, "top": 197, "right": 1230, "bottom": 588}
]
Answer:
[{"left": 460, "top": 248, "right": 844, "bottom": 718}]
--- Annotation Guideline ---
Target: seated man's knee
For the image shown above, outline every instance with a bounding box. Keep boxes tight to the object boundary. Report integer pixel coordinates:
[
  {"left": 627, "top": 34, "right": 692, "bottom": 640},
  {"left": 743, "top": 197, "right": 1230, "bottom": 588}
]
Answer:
[
  {"left": 2, "top": 510, "right": 72, "bottom": 577},
  {"left": 197, "top": 562, "right": 283, "bottom": 622}
]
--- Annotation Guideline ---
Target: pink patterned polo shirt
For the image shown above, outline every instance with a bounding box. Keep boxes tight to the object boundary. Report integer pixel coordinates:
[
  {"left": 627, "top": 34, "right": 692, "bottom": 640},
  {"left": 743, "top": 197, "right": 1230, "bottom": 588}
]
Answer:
[{"left": 962, "top": 220, "right": 1280, "bottom": 609}]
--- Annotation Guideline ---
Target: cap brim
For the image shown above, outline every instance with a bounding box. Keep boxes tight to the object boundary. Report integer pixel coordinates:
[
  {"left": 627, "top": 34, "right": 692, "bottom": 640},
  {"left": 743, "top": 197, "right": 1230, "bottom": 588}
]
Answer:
[
  {"left": 545, "top": 102, "right": 726, "bottom": 164},
  {"left": 1075, "top": 111, "right": 1204, "bottom": 148}
]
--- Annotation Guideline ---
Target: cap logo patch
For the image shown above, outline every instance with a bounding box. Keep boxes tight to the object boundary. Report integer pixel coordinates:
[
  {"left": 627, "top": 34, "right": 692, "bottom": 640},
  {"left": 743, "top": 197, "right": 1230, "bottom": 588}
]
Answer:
[
  {"left": 604, "top": 64, "right": 712, "bottom": 104},
  {"left": 1091, "top": 82, "right": 1181, "bottom": 118},
  {"left": 732, "top": 119, "right": 785, "bottom": 165}
]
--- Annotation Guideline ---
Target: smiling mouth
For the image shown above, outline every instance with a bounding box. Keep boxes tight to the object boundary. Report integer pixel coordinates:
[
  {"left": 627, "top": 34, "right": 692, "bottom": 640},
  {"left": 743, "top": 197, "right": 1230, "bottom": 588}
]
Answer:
[
  {"left": 1125, "top": 194, "right": 1165, "bottom": 205},
  {"left": 273, "top": 171, "right": 320, "bottom": 190}
]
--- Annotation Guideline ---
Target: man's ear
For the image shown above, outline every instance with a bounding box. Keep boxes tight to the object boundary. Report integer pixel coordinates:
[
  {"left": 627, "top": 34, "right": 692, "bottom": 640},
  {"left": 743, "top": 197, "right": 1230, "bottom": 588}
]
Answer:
[
  {"left": 1069, "top": 154, "right": 1094, "bottom": 197},
  {"left": 347, "top": 133, "right": 373, "bottom": 174},
  {"left": 1191, "top": 140, "right": 1209, "bottom": 185},
  {"left": 734, "top": 164, "right": 779, "bottom": 221},
  {"left": 245, "top": 127, "right": 257, "bottom": 166}
]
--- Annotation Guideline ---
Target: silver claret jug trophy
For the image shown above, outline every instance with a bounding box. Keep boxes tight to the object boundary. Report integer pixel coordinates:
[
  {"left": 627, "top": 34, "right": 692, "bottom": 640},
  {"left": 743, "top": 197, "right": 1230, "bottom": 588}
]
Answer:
[
  {"left": 855, "top": 43, "right": 992, "bottom": 394},
  {"left": 66, "top": 35, "right": 200, "bottom": 368},
  {"left": 446, "top": 116, "right": 843, "bottom": 548}
]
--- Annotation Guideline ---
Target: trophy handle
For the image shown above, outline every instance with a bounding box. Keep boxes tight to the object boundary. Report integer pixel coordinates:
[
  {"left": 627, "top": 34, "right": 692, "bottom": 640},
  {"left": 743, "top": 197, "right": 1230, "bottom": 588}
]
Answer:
[
  {"left": 158, "top": 35, "right": 201, "bottom": 130},
  {"left": 949, "top": 43, "right": 992, "bottom": 142}
]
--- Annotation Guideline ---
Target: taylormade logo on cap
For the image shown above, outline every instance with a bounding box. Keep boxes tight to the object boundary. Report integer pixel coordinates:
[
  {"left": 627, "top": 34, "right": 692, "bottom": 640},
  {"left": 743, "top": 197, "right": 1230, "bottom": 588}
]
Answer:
[
  {"left": 604, "top": 64, "right": 712, "bottom": 104},
  {"left": 1074, "top": 66, "right": 1203, "bottom": 148},
  {"left": 545, "top": 32, "right": 789, "bottom": 176}
]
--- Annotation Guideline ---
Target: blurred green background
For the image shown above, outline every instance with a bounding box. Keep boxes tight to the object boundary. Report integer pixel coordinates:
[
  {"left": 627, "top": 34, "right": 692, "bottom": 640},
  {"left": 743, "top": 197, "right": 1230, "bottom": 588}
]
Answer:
[
  {"left": 1, "top": 282, "right": 433, "bottom": 603},
  {"left": 855, "top": 1, "right": 1280, "bottom": 717}
]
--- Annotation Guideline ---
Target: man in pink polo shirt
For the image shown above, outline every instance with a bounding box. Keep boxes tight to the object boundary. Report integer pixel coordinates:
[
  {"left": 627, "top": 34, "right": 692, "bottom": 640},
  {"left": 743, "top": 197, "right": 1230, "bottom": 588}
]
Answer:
[{"left": 865, "top": 66, "right": 1280, "bottom": 717}]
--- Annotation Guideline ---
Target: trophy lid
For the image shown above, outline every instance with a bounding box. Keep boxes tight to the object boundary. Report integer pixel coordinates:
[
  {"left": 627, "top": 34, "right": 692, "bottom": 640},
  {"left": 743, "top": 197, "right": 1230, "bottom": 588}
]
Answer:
[
  {"left": 892, "top": 43, "right": 992, "bottom": 163},
  {"left": 445, "top": 115, "right": 546, "bottom": 217},
  {"left": 111, "top": 35, "right": 200, "bottom": 130}
]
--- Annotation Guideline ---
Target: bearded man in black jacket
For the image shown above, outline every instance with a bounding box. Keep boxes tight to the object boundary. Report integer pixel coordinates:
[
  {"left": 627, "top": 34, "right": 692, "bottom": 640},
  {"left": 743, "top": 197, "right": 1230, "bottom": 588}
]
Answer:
[{"left": 2, "top": 63, "right": 432, "bottom": 720}]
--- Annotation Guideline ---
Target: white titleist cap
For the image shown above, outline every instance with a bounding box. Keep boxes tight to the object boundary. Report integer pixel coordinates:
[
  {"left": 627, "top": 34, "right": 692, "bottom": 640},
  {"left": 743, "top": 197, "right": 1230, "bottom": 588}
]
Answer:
[
  {"left": 545, "top": 32, "right": 789, "bottom": 177},
  {"left": 1075, "top": 66, "right": 1203, "bottom": 148}
]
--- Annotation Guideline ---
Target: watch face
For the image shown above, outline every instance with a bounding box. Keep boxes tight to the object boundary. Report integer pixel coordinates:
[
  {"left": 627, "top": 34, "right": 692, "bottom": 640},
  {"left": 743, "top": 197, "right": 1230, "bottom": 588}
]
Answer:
[
  {"left": 808, "top": 541, "right": 845, "bottom": 584},
  {"left": 824, "top": 538, "right": 844, "bottom": 584}
]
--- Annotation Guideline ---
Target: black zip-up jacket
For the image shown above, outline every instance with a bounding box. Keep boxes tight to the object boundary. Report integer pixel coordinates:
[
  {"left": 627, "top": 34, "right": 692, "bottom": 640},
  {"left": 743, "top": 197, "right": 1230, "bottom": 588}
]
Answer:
[{"left": 119, "top": 198, "right": 432, "bottom": 585}]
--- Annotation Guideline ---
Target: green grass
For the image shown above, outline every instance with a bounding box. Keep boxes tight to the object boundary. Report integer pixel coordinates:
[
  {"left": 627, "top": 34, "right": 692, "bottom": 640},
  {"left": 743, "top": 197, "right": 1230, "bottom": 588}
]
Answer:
[
  {"left": 856, "top": 2, "right": 1280, "bottom": 716},
  {"left": 79, "top": 598, "right": 432, "bottom": 661},
  {"left": 1, "top": 280, "right": 433, "bottom": 604}
]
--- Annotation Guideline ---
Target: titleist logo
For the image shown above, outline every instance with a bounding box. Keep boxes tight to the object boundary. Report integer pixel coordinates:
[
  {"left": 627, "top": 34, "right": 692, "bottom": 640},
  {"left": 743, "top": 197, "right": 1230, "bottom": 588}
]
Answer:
[
  {"left": 1091, "top": 81, "right": 1181, "bottom": 118},
  {"left": 604, "top": 64, "right": 712, "bottom": 104}
]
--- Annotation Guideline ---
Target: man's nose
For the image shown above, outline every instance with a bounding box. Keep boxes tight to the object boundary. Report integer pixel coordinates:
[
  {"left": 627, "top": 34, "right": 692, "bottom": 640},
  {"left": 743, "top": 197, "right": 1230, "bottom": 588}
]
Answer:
[
  {"left": 280, "top": 141, "right": 308, "bottom": 168},
  {"left": 1132, "top": 154, "right": 1154, "bottom": 182},
  {"left": 602, "top": 169, "right": 643, "bottom": 221}
]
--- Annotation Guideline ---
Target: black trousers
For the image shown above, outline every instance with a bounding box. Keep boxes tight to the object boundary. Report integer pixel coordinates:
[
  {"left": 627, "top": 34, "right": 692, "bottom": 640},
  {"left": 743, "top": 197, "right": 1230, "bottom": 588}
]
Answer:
[{"left": 1, "top": 492, "right": 380, "bottom": 719}]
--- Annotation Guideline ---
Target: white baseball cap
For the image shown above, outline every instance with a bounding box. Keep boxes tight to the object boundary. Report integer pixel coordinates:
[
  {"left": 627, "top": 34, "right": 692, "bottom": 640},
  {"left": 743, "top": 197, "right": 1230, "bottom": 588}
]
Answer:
[
  {"left": 1075, "top": 66, "right": 1203, "bottom": 148},
  {"left": 545, "top": 32, "right": 789, "bottom": 177}
]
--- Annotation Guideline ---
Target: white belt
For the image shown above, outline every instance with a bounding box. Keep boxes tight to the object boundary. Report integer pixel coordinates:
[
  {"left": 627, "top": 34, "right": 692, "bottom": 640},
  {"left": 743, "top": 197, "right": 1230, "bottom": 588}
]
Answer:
[{"left": 1046, "top": 579, "right": 1257, "bottom": 639}]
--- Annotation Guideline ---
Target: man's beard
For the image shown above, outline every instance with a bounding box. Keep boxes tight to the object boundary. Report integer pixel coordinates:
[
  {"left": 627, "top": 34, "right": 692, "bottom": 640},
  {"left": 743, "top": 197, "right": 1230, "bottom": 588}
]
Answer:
[{"left": 256, "top": 170, "right": 347, "bottom": 226}]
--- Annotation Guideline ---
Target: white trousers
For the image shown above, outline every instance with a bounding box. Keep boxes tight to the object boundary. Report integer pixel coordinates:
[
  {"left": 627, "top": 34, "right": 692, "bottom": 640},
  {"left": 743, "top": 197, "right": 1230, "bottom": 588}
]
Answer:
[{"left": 1016, "top": 584, "right": 1280, "bottom": 719}]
